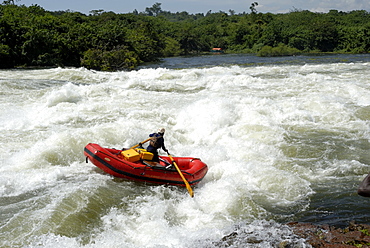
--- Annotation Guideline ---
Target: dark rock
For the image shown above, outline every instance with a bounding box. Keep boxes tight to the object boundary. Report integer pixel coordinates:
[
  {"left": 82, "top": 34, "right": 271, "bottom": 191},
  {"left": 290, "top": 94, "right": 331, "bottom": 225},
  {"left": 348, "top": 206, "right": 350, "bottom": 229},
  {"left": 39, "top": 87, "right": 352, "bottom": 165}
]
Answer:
[
  {"left": 358, "top": 172, "right": 370, "bottom": 197},
  {"left": 287, "top": 222, "right": 370, "bottom": 247}
]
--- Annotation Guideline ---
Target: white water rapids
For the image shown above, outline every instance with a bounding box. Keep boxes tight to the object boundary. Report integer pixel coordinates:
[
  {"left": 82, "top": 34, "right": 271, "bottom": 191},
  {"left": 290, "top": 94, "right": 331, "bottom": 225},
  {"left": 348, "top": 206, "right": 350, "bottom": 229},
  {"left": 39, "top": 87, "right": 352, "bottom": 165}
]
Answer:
[{"left": 1, "top": 55, "right": 370, "bottom": 247}]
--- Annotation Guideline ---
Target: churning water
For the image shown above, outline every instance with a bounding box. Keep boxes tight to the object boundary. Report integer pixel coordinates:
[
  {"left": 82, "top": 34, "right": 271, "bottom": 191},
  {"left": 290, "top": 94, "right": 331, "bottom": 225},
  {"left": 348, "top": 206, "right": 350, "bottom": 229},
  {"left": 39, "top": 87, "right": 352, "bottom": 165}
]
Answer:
[{"left": 1, "top": 54, "right": 370, "bottom": 247}]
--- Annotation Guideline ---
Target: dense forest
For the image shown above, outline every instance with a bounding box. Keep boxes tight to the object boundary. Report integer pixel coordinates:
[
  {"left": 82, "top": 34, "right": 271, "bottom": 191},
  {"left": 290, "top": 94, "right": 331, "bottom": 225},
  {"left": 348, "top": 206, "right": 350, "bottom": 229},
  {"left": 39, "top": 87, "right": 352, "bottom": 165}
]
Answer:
[{"left": 0, "top": 2, "right": 369, "bottom": 71}]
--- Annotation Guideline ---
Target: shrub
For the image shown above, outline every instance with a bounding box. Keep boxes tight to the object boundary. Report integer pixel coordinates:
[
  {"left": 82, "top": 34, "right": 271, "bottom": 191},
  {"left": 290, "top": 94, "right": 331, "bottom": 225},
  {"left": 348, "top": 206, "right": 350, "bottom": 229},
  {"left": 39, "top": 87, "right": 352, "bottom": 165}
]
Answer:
[
  {"left": 257, "top": 43, "right": 301, "bottom": 57},
  {"left": 81, "top": 46, "right": 140, "bottom": 71}
]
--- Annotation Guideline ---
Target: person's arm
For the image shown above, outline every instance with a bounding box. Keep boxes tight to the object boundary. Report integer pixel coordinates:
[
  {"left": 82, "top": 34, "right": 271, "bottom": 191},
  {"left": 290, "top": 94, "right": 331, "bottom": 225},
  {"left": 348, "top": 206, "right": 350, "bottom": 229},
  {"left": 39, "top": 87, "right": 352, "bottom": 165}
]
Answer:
[{"left": 161, "top": 138, "right": 168, "bottom": 152}]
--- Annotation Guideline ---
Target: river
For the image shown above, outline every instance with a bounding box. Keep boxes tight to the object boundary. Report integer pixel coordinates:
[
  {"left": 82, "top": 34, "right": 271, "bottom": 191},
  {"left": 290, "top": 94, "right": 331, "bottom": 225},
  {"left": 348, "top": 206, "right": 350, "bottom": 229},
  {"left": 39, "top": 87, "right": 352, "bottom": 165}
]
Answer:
[{"left": 1, "top": 54, "right": 370, "bottom": 247}]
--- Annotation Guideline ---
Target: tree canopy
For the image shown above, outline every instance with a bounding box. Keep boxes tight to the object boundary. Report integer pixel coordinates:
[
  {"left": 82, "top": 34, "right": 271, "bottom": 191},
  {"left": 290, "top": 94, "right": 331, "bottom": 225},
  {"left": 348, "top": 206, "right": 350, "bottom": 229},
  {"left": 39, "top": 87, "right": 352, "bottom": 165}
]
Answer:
[{"left": 0, "top": 2, "right": 369, "bottom": 70}]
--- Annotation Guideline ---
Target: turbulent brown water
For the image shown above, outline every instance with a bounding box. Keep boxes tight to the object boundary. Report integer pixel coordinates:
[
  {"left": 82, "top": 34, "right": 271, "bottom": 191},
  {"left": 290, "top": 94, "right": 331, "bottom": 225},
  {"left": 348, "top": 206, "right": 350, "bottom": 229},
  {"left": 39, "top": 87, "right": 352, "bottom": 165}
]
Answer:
[{"left": 1, "top": 54, "right": 370, "bottom": 247}]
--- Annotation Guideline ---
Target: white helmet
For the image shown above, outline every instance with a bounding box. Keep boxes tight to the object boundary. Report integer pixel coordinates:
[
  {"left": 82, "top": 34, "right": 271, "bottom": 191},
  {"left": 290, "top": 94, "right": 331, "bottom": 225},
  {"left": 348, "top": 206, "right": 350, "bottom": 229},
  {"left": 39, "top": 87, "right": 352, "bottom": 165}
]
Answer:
[{"left": 158, "top": 128, "right": 165, "bottom": 134}]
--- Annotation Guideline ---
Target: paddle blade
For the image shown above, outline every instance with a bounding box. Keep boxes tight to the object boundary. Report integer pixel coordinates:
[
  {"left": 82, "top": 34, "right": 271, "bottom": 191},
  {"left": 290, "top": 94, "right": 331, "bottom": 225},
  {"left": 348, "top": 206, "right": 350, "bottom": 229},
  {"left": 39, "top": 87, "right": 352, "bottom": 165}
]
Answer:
[{"left": 186, "top": 183, "right": 194, "bottom": 198}]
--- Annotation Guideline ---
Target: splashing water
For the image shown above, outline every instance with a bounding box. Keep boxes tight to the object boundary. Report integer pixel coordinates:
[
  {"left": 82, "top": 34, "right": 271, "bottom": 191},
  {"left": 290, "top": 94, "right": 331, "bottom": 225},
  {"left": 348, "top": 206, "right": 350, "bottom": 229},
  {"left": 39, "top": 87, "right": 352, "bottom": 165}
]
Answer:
[{"left": 1, "top": 54, "right": 370, "bottom": 247}]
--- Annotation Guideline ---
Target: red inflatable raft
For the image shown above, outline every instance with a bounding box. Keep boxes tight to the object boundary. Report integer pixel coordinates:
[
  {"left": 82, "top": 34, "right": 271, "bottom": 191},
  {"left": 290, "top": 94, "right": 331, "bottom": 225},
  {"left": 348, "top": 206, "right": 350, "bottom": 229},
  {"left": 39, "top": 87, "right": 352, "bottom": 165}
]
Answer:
[{"left": 84, "top": 143, "right": 208, "bottom": 187}]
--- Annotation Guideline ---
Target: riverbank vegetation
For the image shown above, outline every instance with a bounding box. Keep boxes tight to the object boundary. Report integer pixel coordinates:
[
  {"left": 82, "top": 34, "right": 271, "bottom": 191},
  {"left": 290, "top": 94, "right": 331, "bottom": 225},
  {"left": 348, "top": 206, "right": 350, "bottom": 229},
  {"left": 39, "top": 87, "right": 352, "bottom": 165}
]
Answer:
[{"left": 0, "top": 2, "right": 369, "bottom": 70}]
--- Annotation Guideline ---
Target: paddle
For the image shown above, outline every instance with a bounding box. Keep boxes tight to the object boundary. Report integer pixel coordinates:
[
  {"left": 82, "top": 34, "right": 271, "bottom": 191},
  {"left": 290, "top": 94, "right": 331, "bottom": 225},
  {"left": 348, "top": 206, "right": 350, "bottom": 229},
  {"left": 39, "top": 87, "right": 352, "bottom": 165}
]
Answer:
[
  {"left": 129, "top": 138, "right": 152, "bottom": 149},
  {"left": 167, "top": 152, "right": 194, "bottom": 198}
]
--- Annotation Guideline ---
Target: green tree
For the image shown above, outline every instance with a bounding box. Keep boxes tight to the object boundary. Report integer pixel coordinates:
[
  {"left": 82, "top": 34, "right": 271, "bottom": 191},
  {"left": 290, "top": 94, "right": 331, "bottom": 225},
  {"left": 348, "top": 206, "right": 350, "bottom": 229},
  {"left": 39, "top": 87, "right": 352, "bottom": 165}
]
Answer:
[
  {"left": 2, "top": 0, "right": 21, "bottom": 5},
  {"left": 126, "top": 19, "right": 164, "bottom": 61},
  {"left": 250, "top": 2, "right": 258, "bottom": 14},
  {"left": 145, "top": 2, "right": 162, "bottom": 16},
  {"left": 81, "top": 46, "right": 139, "bottom": 71},
  {"left": 0, "top": 3, "right": 369, "bottom": 70}
]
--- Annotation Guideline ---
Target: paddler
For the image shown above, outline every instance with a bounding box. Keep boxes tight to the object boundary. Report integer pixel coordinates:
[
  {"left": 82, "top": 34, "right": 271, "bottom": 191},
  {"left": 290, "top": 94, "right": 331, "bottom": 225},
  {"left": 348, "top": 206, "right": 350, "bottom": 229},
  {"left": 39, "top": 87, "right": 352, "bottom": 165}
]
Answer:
[{"left": 144, "top": 128, "right": 168, "bottom": 162}]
